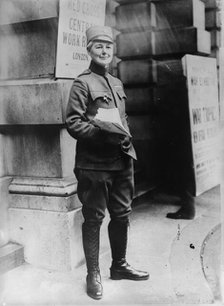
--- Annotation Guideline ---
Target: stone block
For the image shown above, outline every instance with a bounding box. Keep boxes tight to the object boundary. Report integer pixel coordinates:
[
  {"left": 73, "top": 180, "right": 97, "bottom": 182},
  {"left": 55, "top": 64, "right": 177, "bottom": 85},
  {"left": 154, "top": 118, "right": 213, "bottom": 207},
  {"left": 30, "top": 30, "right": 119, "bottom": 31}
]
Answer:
[
  {"left": 118, "top": 60, "right": 154, "bottom": 85},
  {"left": 7, "top": 176, "right": 114, "bottom": 272},
  {"left": 152, "top": 0, "right": 205, "bottom": 30},
  {"left": 0, "top": 80, "right": 72, "bottom": 125},
  {"left": 153, "top": 27, "right": 211, "bottom": 56},
  {"left": 8, "top": 206, "right": 111, "bottom": 271},
  {"left": 0, "top": 243, "right": 24, "bottom": 274},
  {"left": 115, "top": 2, "right": 155, "bottom": 32},
  {"left": 0, "top": 18, "right": 58, "bottom": 80},
  {"left": 1, "top": 127, "right": 75, "bottom": 178},
  {"left": 117, "top": 28, "right": 211, "bottom": 59},
  {"left": 118, "top": 59, "right": 185, "bottom": 85},
  {"left": 205, "top": 8, "right": 221, "bottom": 29},
  {"left": 0, "top": 0, "right": 58, "bottom": 25},
  {"left": 116, "top": 31, "right": 153, "bottom": 58},
  {"left": 8, "top": 207, "right": 84, "bottom": 270}
]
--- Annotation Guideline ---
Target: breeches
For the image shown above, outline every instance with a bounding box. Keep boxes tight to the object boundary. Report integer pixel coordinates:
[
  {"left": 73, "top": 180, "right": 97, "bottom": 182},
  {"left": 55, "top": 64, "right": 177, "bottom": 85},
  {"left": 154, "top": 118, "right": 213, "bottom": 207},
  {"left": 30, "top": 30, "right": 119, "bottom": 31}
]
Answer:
[{"left": 75, "top": 159, "right": 134, "bottom": 225}]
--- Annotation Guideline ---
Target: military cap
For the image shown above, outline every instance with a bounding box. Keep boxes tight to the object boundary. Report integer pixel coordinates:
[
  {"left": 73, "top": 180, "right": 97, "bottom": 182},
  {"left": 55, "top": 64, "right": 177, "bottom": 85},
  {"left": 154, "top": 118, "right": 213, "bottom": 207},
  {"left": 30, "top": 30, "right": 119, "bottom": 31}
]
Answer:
[{"left": 86, "top": 25, "right": 113, "bottom": 45}]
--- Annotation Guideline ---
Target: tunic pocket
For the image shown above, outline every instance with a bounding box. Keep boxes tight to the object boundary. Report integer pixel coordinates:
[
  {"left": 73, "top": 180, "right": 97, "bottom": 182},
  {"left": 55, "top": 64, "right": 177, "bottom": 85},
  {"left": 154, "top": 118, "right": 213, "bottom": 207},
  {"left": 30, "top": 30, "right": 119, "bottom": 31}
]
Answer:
[
  {"left": 90, "top": 90, "right": 112, "bottom": 105},
  {"left": 114, "top": 87, "right": 127, "bottom": 101}
]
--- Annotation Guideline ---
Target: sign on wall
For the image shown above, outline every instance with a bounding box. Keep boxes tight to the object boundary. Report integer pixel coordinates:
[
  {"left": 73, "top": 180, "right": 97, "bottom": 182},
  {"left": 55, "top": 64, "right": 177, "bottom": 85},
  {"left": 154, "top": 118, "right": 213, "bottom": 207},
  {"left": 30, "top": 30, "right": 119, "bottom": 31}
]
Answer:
[
  {"left": 182, "top": 54, "right": 221, "bottom": 196},
  {"left": 56, "top": 0, "right": 106, "bottom": 78}
]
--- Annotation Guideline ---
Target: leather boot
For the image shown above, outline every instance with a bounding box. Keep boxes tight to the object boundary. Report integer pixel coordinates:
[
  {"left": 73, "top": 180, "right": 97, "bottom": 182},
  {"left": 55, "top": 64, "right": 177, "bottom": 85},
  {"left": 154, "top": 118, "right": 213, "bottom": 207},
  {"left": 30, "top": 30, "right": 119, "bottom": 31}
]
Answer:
[
  {"left": 166, "top": 192, "right": 195, "bottom": 220},
  {"left": 82, "top": 222, "right": 103, "bottom": 300},
  {"left": 166, "top": 207, "right": 195, "bottom": 219},
  {"left": 108, "top": 219, "right": 149, "bottom": 281}
]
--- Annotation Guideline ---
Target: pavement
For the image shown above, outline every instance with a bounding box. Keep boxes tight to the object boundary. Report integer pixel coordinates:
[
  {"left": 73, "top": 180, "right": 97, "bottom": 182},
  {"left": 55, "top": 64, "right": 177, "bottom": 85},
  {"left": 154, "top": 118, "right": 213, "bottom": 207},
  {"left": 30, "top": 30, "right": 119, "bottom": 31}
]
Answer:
[{"left": 0, "top": 185, "right": 222, "bottom": 306}]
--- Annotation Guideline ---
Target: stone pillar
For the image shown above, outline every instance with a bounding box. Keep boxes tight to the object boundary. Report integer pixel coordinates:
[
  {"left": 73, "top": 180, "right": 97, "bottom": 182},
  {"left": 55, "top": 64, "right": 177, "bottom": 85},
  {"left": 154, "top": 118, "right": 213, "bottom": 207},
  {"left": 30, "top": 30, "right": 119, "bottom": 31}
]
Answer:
[{"left": 0, "top": 0, "right": 83, "bottom": 271}]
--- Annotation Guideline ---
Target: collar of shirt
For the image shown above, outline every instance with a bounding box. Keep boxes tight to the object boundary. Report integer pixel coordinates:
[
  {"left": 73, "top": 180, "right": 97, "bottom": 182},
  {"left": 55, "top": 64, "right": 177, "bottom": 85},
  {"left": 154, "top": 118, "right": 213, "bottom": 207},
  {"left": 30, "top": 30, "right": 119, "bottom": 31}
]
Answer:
[{"left": 89, "top": 61, "right": 109, "bottom": 76}]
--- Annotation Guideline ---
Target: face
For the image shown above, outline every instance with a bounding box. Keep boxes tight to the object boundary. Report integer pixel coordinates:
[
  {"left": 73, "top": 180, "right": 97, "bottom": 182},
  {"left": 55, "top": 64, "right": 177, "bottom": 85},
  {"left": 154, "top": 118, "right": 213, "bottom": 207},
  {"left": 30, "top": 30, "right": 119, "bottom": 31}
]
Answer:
[{"left": 88, "top": 41, "right": 114, "bottom": 67}]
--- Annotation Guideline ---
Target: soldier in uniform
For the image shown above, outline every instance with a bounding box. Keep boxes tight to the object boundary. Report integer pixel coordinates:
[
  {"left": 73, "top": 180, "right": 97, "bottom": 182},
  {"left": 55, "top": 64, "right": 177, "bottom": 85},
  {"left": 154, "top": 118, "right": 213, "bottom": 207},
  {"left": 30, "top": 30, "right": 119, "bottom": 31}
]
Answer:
[{"left": 66, "top": 25, "right": 149, "bottom": 300}]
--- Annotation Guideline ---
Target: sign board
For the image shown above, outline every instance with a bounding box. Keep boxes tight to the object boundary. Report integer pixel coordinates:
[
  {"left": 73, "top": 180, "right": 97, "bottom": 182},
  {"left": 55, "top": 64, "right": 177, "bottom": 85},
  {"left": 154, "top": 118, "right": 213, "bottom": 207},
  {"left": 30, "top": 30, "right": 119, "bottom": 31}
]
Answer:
[
  {"left": 182, "top": 55, "right": 221, "bottom": 196},
  {"left": 56, "top": 0, "right": 106, "bottom": 78}
]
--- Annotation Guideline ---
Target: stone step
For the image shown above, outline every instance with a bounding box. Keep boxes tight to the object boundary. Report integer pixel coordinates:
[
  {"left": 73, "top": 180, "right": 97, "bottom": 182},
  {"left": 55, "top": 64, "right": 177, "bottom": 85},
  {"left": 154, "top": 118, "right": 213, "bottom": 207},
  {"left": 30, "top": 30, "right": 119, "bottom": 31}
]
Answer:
[{"left": 0, "top": 242, "right": 24, "bottom": 274}]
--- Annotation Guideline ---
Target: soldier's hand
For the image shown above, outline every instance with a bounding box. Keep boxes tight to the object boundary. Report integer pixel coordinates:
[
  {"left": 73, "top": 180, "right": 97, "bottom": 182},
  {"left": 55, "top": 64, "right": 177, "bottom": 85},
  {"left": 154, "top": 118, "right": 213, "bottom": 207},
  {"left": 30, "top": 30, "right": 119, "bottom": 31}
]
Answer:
[
  {"left": 121, "top": 136, "right": 131, "bottom": 152},
  {"left": 103, "top": 132, "right": 124, "bottom": 146}
]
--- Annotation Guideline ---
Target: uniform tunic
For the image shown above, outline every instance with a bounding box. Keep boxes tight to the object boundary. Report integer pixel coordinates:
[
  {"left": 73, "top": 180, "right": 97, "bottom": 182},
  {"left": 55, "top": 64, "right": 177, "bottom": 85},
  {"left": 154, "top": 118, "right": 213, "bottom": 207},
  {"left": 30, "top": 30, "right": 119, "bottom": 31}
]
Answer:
[
  {"left": 66, "top": 61, "right": 136, "bottom": 171},
  {"left": 66, "top": 61, "right": 136, "bottom": 223}
]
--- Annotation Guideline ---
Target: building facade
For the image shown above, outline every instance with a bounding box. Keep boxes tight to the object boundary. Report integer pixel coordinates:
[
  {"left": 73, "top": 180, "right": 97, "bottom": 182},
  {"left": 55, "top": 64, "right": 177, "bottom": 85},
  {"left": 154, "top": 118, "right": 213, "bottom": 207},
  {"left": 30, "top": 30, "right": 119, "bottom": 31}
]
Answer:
[{"left": 0, "top": 0, "right": 222, "bottom": 272}]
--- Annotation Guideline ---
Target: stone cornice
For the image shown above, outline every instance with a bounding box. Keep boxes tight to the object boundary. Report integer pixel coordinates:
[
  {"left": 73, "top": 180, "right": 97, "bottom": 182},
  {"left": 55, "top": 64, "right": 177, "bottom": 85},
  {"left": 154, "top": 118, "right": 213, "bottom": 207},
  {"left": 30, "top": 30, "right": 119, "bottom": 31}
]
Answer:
[{"left": 9, "top": 177, "right": 77, "bottom": 197}]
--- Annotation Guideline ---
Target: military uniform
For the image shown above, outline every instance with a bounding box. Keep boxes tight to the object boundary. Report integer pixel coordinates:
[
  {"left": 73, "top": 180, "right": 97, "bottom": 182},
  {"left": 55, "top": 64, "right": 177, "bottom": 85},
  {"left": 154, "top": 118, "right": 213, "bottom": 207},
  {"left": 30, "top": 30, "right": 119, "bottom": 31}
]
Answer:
[{"left": 66, "top": 26, "right": 148, "bottom": 300}]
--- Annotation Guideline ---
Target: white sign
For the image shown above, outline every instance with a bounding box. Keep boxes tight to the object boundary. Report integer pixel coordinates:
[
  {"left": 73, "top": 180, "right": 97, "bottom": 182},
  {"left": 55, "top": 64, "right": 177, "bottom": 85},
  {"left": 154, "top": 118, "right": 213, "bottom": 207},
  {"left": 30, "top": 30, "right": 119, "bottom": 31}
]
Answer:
[
  {"left": 56, "top": 0, "right": 106, "bottom": 78},
  {"left": 182, "top": 55, "right": 221, "bottom": 196}
]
